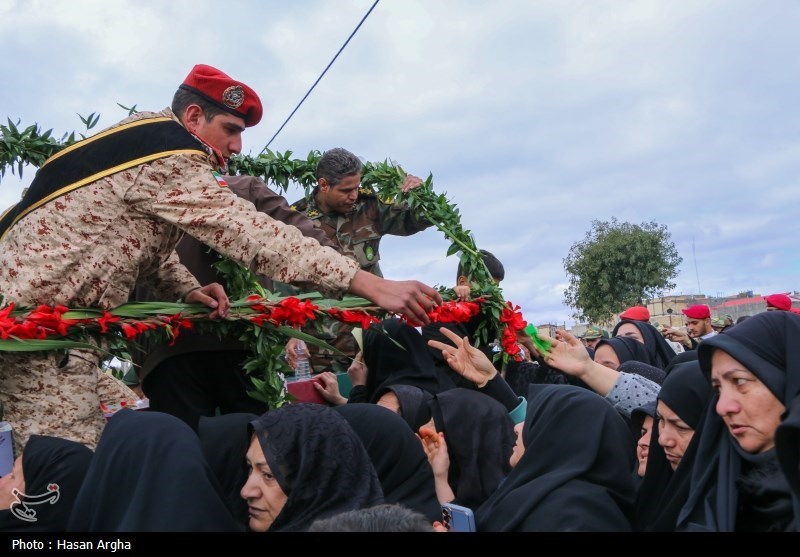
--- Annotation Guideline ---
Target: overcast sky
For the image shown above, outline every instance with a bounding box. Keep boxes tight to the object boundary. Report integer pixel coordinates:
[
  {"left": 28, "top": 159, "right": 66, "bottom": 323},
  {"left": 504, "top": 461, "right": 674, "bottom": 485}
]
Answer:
[{"left": 1, "top": 0, "right": 798, "bottom": 327}]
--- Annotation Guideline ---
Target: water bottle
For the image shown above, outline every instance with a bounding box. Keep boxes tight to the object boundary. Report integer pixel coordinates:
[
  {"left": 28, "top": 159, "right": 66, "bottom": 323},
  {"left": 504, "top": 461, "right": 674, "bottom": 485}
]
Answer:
[{"left": 294, "top": 340, "right": 312, "bottom": 380}]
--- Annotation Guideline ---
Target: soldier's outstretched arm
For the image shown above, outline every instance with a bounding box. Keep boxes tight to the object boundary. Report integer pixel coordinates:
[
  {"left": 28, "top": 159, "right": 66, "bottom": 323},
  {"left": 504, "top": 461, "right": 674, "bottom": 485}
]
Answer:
[{"left": 348, "top": 270, "right": 441, "bottom": 325}]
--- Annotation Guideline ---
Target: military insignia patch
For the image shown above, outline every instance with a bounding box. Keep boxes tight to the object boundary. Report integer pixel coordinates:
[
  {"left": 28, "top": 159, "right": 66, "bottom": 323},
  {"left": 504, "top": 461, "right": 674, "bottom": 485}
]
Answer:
[
  {"left": 307, "top": 209, "right": 320, "bottom": 218},
  {"left": 222, "top": 85, "right": 245, "bottom": 110},
  {"left": 365, "top": 246, "right": 375, "bottom": 261}
]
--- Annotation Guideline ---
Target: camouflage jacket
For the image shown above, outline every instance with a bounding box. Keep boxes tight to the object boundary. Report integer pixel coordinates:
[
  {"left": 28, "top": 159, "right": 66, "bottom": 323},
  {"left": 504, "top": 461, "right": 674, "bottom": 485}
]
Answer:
[
  {"left": 292, "top": 186, "right": 431, "bottom": 277},
  {"left": 0, "top": 109, "right": 360, "bottom": 310},
  {"left": 133, "top": 174, "right": 341, "bottom": 382}
]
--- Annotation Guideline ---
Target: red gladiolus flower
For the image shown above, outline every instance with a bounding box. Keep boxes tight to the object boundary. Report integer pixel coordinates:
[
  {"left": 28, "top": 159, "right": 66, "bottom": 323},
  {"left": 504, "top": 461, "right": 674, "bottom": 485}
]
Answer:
[
  {"left": 249, "top": 314, "right": 270, "bottom": 327},
  {"left": 120, "top": 323, "right": 140, "bottom": 340},
  {"left": 499, "top": 302, "right": 527, "bottom": 331},
  {"left": 428, "top": 301, "right": 480, "bottom": 323},
  {"left": 0, "top": 303, "right": 18, "bottom": 339},
  {"left": 25, "top": 304, "right": 80, "bottom": 336},
  {"left": 96, "top": 312, "right": 120, "bottom": 333},
  {"left": 162, "top": 315, "right": 195, "bottom": 346},
  {"left": 246, "top": 295, "right": 268, "bottom": 313},
  {"left": 328, "top": 308, "right": 379, "bottom": 329},
  {"left": 3, "top": 320, "right": 39, "bottom": 340},
  {"left": 270, "top": 297, "right": 318, "bottom": 327},
  {"left": 501, "top": 327, "right": 522, "bottom": 361}
]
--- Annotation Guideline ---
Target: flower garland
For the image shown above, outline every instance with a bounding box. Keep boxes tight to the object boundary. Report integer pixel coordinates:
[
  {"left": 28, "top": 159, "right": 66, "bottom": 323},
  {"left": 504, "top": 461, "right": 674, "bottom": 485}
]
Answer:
[
  {"left": 0, "top": 295, "right": 532, "bottom": 408},
  {"left": 1, "top": 122, "right": 551, "bottom": 407}
]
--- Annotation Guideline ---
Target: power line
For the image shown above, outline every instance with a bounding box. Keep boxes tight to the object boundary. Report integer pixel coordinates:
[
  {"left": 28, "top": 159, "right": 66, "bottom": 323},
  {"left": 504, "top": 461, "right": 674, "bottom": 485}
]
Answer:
[{"left": 262, "top": 0, "right": 380, "bottom": 151}]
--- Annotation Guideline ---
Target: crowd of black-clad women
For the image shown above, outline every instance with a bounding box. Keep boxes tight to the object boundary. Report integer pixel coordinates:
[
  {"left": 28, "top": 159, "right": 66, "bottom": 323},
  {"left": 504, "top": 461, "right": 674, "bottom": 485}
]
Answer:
[{"left": 1, "top": 309, "right": 798, "bottom": 533}]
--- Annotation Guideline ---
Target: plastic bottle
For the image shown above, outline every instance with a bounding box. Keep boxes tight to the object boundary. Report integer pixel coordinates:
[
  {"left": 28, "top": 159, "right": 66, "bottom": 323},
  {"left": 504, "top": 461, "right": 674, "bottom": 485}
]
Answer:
[{"left": 294, "top": 340, "right": 312, "bottom": 380}]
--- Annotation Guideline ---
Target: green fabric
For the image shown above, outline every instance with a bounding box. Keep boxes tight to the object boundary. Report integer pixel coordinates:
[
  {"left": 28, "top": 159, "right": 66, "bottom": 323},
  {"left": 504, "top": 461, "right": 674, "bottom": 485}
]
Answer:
[
  {"left": 336, "top": 372, "right": 352, "bottom": 398},
  {"left": 509, "top": 396, "right": 527, "bottom": 425}
]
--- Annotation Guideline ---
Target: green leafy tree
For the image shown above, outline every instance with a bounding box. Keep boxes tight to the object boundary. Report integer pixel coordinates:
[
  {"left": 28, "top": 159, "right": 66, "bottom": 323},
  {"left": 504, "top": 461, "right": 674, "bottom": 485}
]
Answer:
[{"left": 563, "top": 218, "right": 682, "bottom": 323}]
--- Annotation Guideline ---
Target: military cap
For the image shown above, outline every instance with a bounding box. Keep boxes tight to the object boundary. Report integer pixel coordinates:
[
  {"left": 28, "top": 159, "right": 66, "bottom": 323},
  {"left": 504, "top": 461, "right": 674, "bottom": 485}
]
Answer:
[{"left": 179, "top": 64, "right": 263, "bottom": 127}]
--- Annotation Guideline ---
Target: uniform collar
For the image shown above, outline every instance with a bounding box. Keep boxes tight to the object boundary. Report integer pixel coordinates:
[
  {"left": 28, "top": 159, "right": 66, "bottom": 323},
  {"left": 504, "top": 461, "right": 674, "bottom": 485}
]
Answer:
[{"left": 165, "top": 108, "right": 227, "bottom": 172}]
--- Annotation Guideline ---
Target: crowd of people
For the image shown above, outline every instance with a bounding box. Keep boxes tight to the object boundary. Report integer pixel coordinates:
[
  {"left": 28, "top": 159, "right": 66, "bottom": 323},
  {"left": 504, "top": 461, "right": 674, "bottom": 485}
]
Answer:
[{"left": 0, "top": 63, "right": 798, "bottom": 533}]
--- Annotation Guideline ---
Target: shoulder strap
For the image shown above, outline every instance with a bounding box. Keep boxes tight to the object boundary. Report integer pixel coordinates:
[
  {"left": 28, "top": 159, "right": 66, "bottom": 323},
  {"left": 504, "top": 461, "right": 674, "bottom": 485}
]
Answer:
[{"left": 0, "top": 117, "right": 206, "bottom": 240}]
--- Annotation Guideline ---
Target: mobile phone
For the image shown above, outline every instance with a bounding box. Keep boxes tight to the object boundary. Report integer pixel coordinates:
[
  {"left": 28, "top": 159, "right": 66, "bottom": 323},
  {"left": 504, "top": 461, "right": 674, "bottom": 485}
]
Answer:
[
  {"left": 0, "top": 421, "right": 15, "bottom": 476},
  {"left": 441, "top": 503, "right": 476, "bottom": 532}
]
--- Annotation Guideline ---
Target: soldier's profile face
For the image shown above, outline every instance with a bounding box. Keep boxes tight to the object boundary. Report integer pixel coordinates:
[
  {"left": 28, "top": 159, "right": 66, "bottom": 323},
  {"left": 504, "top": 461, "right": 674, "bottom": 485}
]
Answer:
[
  {"left": 319, "top": 174, "right": 361, "bottom": 214},
  {"left": 194, "top": 111, "right": 246, "bottom": 160}
]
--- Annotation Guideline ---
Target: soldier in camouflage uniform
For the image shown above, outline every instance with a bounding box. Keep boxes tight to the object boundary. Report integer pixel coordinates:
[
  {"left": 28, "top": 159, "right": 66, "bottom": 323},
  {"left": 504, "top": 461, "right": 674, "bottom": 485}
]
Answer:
[
  {"left": 286, "top": 147, "right": 432, "bottom": 373},
  {"left": 0, "top": 66, "right": 441, "bottom": 450}
]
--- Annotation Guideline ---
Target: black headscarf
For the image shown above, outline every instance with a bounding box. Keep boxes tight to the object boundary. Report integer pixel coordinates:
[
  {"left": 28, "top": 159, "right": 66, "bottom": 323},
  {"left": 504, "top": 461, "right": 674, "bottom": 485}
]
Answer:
[
  {"left": 475, "top": 384, "right": 637, "bottom": 531},
  {"left": 597, "top": 334, "right": 667, "bottom": 386},
  {"left": 677, "top": 311, "right": 800, "bottom": 531},
  {"left": 618, "top": 360, "right": 667, "bottom": 386},
  {"left": 0, "top": 436, "right": 93, "bottom": 532},
  {"left": 429, "top": 388, "right": 515, "bottom": 509},
  {"left": 334, "top": 404, "right": 441, "bottom": 522},
  {"left": 363, "top": 318, "right": 456, "bottom": 401},
  {"left": 664, "top": 349, "right": 698, "bottom": 375},
  {"left": 596, "top": 336, "right": 657, "bottom": 367},
  {"left": 777, "top": 394, "right": 800, "bottom": 531},
  {"left": 67, "top": 409, "right": 241, "bottom": 532},
  {"left": 249, "top": 403, "right": 384, "bottom": 532},
  {"left": 198, "top": 413, "right": 257, "bottom": 528},
  {"left": 612, "top": 319, "right": 677, "bottom": 369},
  {"left": 379, "top": 384, "right": 433, "bottom": 431},
  {"left": 634, "top": 360, "right": 714, "bottom": 531}
]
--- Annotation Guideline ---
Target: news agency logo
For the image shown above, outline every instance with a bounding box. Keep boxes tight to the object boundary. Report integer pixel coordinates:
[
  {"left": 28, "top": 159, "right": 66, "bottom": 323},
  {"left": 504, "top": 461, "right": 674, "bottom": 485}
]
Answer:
[{"left": 8, "top": 483, "right": 60, "bottom": 522}]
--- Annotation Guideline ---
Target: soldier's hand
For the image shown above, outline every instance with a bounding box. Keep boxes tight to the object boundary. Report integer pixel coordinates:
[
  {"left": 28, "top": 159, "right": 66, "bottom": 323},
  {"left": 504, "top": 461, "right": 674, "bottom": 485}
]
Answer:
[
  {"left": 313, "top": 372, "right": 348, "bottom": 406},
  {"left": 401, "top": 174, "right": 423, "bottom": 193},
  {"left": 184, "top": 282, "right": 229, "bottom": 319},
  {"left": 349, "top": 271, "right": 442, "bottom": 325}
]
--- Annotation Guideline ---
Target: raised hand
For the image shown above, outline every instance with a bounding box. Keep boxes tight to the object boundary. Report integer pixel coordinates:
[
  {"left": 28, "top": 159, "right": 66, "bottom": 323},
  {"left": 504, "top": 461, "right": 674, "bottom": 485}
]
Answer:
[{"left": 427, "top": 326, "right": 497, "bottom": 387}]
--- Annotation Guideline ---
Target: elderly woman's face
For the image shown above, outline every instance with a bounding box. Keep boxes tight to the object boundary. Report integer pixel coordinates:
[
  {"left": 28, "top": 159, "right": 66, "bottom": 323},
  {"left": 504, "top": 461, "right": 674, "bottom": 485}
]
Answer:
[
  {"left": 656, "top": 401, "right": 695, "bottom": 471},
  {"left": 711, "top": 350, "right": 785, "bottom": 454},
  {"left": 240, "top": 436, "right": 288, "bottom": 532}
]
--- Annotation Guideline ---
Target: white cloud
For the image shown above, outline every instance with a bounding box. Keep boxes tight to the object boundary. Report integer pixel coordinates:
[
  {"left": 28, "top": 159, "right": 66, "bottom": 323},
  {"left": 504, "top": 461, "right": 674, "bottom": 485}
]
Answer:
[{"left": 2, "top": 0, "right": 798, "bottom": 326}]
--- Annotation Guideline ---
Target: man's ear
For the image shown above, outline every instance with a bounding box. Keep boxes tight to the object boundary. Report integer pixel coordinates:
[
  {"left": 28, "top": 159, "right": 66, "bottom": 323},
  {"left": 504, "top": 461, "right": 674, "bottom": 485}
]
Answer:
[
  {"left": 318, "top": 178, "right": 329, "bottom": 192},
  {"left": 183, "top": 104, "right": 204, "bottom": 133}
]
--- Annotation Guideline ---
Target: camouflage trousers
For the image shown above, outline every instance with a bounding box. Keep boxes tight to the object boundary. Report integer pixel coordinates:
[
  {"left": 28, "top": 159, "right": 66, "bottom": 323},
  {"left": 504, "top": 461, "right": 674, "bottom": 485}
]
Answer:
[
  {"left": 0, "top": 349, "right": 138, "bottom": 452},
  {"left": 306, "top": 321, "right": 359, "bottom": 373}
]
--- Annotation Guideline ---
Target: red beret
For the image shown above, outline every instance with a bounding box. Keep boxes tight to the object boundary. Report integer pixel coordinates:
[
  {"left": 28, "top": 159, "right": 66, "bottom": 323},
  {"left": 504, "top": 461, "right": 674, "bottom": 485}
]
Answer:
[
  {"left": 765, "top": 293, "right": 792, "bottom": 311},
  {"left": 619, "top": 306, "right": 650, "bottom": 321},
  {"left": 179, "top": 64, "right": 263, "bottom": 127},
  {"left": 682, "top": 304, "right": 711, "bottom": 319}
]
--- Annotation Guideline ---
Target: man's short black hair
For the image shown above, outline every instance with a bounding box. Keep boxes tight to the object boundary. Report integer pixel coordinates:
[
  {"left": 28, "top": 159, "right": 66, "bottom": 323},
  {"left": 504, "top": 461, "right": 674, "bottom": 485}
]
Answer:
[
  {"left": 457, "top": 249, "right": 505, "bottom": 282},
  {"left": 317, "top": 147, "right": 362, "bottom": 187},
  {"left": 171, "top": 88, "right": 228, "bottom": 122}
]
